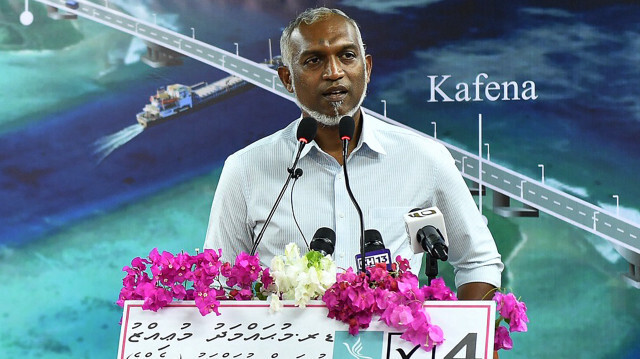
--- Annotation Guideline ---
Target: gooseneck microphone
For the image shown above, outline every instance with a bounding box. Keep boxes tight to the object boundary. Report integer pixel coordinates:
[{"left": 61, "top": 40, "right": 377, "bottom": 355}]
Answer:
[
  {"left": 310, "top": 227, "right": 337, "bottom": 257},
  {"left": 339, "top": 116, "right": 366, "bottom": 273},
  {"left": 250, "top": 117, "right": 317, "bottom": 255}
]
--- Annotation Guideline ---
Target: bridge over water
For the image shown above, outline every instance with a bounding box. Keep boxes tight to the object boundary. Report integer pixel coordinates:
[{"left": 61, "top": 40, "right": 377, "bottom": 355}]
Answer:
[{"left": 33, "top": 0, "right": 640, "bottom": 287}]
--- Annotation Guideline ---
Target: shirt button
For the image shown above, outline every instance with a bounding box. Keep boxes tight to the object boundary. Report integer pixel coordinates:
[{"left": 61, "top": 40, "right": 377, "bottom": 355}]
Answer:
[
  {"left": 339, "top": 253, "right": 344, "bottom": 259},
  {"left": 338, "top": 213, "right": 345, "bottom": 218}
]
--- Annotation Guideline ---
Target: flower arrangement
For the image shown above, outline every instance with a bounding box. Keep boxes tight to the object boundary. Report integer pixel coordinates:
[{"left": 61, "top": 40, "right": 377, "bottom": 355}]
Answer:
[
  {"left": 117, "top": 244, "right": 527, "bottom": 353},
  {"left": 322, "top": 255, "right": 456, "bottom": 351},
  {"left": 117, "top": 248, "right": 273, "bottom": 316}
]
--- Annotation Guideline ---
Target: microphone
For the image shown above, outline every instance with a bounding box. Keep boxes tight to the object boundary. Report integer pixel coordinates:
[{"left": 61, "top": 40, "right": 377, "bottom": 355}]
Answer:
[
  {"left": 309, "top": 227, "right": 336, "bottom": 257},
  {"left": 289, "top": 117, "right": 318, "bottom": 175},
  {"left": 339, "top": 115, "right": 355, "bottom": 142},
  {"left": 354, "top": 229, "right": 392, "bottom": 270},
  {"left": 403, "top": 207, "right": 449, "bottom": 261},
  {"left": 338, "top": 116, "right": 366, "bottom": 273},
  {"left": 296, "top": 117, "right": 317, "bottom": 144},
  {"left": 250, "top": 117, "right": 318, "bottom": 255}
]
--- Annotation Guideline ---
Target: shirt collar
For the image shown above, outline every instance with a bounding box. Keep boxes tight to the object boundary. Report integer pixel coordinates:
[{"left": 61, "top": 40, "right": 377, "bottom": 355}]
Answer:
[
  {"left": 357, "top": 109, "right": 387, "bottom": 156},
  {"left": 291, "top": 108, "right": 388, "bottom": 160}
]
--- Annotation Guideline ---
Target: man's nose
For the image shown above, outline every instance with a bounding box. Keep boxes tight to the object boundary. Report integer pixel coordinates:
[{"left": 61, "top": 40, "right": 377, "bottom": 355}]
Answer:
[{"left": 323, "top": 56, "right": 345, "bottom": 80}]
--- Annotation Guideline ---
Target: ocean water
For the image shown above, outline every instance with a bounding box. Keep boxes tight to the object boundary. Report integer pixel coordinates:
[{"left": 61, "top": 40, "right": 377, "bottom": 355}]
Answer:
[{"left": 1, "top": 0, "right": 639, "bottom": 358}]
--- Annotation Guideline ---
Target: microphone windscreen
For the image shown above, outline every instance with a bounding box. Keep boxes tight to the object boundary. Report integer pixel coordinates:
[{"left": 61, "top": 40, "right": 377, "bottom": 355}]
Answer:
[
  {"left": 297, "top": 117, "right": 318, "bottom": 143},
  {"left": 364, "top": 229, "right": 385, "bottom": 252},
  {"left": 310, "top": 227, "right": 336, "bottom": 255},
  {"left": 339, "top": 116, "right": 355, "bottom": 141}
]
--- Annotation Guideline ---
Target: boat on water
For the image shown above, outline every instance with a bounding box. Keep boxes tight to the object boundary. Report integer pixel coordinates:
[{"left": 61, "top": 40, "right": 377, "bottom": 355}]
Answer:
[{"left": 136, "top": 57, "right": 282, "bottom": 128}]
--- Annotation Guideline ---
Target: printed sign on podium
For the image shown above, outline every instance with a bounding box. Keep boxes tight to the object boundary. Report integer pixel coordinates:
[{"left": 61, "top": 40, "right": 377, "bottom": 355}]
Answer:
[{"left": 118, "top": 300, "right": 495, "bottom": 359}]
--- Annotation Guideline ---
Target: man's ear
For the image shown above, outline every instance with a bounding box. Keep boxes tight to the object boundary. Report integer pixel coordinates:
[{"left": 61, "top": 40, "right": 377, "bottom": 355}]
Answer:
[
  {"left": 277, "top": 66, "right": 294, "bottom": 93},
  {"left": 365, "top": 54, "right": 373, "bottom": 84}
]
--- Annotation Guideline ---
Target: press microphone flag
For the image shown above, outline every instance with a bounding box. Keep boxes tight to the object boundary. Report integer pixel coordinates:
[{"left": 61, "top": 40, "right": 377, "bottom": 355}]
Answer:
[
  {"left": 355, "top": 229, "right": 392, "bottom": 270},
  {"left": 404, "top": 207, "right": 449, "bottom": 260}
]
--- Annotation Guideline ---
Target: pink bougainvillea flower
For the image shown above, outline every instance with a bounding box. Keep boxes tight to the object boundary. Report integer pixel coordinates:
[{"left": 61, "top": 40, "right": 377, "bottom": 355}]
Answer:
[
  {"left": 225, "top": 252, "right": 262, "bottom": 288},
  {"left": 494, "top": 292, "right": 529, "bottom": 333},
  {"left": 395, "top": 255, "right": 411, "bottom": 272},
  {"left": 422, "top": 277, "right": 457, "bottom": 301},
  {"left": 260, "top": 267, "right": 274, "bottom": 289},
  {"left": 494, "top": 325, "right": 513, "bottom": 350}
]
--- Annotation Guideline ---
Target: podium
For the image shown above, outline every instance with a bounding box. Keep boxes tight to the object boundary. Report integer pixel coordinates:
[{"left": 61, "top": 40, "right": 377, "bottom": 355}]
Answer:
[{"left": 118, "top": 300, "right": 495, "bottom": 359}]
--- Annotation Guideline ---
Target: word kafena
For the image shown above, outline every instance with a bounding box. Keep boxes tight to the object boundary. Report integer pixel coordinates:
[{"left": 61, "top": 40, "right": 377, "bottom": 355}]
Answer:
[{"left": 427, "top": 73, "right": 537, "bottom": 102}]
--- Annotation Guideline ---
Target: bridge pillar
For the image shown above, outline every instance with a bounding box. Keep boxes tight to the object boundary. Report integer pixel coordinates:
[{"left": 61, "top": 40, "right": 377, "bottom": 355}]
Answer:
[
  {"left": 616, "top": 246, "right": 640, "bottom": 289},
  {"left": 492, "top": 191, "right": 539, "bottom": 218},
  {"left": 46, "top": 6, "right": 77, "bottom": 20},
  {"left": 469, "top": 185, "right": 486, "bottom": 197},
  {"left": 141, "top": 42, "right": 183, "bottom": 68}
]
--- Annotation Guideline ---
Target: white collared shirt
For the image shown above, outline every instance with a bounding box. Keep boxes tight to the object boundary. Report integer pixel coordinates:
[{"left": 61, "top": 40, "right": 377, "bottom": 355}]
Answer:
[{"left": 204, "top": 111, "right": 503, "bottom": 288}]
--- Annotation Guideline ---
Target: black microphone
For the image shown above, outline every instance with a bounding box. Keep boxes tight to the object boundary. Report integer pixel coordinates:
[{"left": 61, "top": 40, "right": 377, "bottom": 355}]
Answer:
[
  {"left": 289, "top": 117, "right": 318, "bottom": 175},
  {"left": 355, "top": 229, "right": 392, "bottom": 270},
  {"left": 250, "top": 117, "right": 317, "bottom": 255},
  {"left": 403, "top": 207, "right": 449, "bottom": 260},
  {"left": 338, "top": 116, "right": 366, "bottom": 273},
  {"left": 404, "top": 207, "right": 449, "bottom": 286},
  {"left": 310, "top": 227, "right": 336, "bottom": 257},
  {"left": 339, "top": 115, "right": 355, "bottom": 142},
  {"left": 364, "top": 229, "right": 384, "bottom": 251},
  {"left": 417, "top": 226, "right": 448, "bottom": 261}
]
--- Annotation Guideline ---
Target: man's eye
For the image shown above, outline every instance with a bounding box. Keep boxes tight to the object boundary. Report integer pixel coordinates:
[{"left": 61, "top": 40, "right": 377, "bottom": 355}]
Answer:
[
  {"left": 343, "top": 52, "right": 357, "bottom": 59},
  {"left": 304, "top": 57, "right": 320, "bottom": 65}
]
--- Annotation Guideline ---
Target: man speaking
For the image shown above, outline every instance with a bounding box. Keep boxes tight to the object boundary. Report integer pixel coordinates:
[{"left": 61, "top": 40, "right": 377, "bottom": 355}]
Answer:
[{"left": 204, "top": 7, "right": 503, "bottom": 300}]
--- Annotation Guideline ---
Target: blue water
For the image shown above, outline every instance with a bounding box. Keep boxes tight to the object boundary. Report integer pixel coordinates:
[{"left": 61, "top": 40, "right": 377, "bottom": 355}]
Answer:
[{"left": 1, "top": 0, "right": 640, "bottom": 358}]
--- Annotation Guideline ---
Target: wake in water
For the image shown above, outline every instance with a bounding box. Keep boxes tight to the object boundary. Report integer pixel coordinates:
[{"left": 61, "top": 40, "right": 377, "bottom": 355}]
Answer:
[{"left": 93, "top": 124, "right": 145, "bottom": 163}]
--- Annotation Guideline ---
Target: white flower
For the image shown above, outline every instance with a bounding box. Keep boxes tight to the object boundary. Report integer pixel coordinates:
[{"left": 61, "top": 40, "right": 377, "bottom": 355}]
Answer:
[
  {"left": 268, "top": 294, "right": 282, "bottom": 312},
  {"left": 284, "top": 242, "right": 300, "bottom": 262},
  {"left": 270, "top": 256, "right": 285, "bottom": 272},
  {"left": 269, "top": 243, "right": 338, "bottom": 308}
]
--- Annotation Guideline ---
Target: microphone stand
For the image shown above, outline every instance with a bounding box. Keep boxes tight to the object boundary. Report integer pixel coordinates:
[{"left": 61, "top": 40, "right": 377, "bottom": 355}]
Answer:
[
  {"left": 250, "top": 144, "right": 305, "bottom": 255},
  {"left": 342, "top": 139, "right": 365, "bottom": 274},
  {"left": 424, "top": 253, "right": 439, "bottom": 359},
  {"left": 424, "top": 241, "right": 448, "bottom": 359},
  {"left": 425, "top": 252, "right": 439, "bottom": 286}
]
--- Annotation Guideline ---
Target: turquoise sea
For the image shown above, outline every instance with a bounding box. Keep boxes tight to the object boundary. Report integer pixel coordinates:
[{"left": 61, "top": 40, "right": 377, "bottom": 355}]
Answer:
[{"left": 1, "top": 0, "right": 639, "bottom": 358}]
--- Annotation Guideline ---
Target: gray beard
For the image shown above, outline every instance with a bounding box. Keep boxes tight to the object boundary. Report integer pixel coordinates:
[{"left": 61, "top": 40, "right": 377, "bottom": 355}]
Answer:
[{"left": 291, "top": 77, "right": 368, "bottom": 127}]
